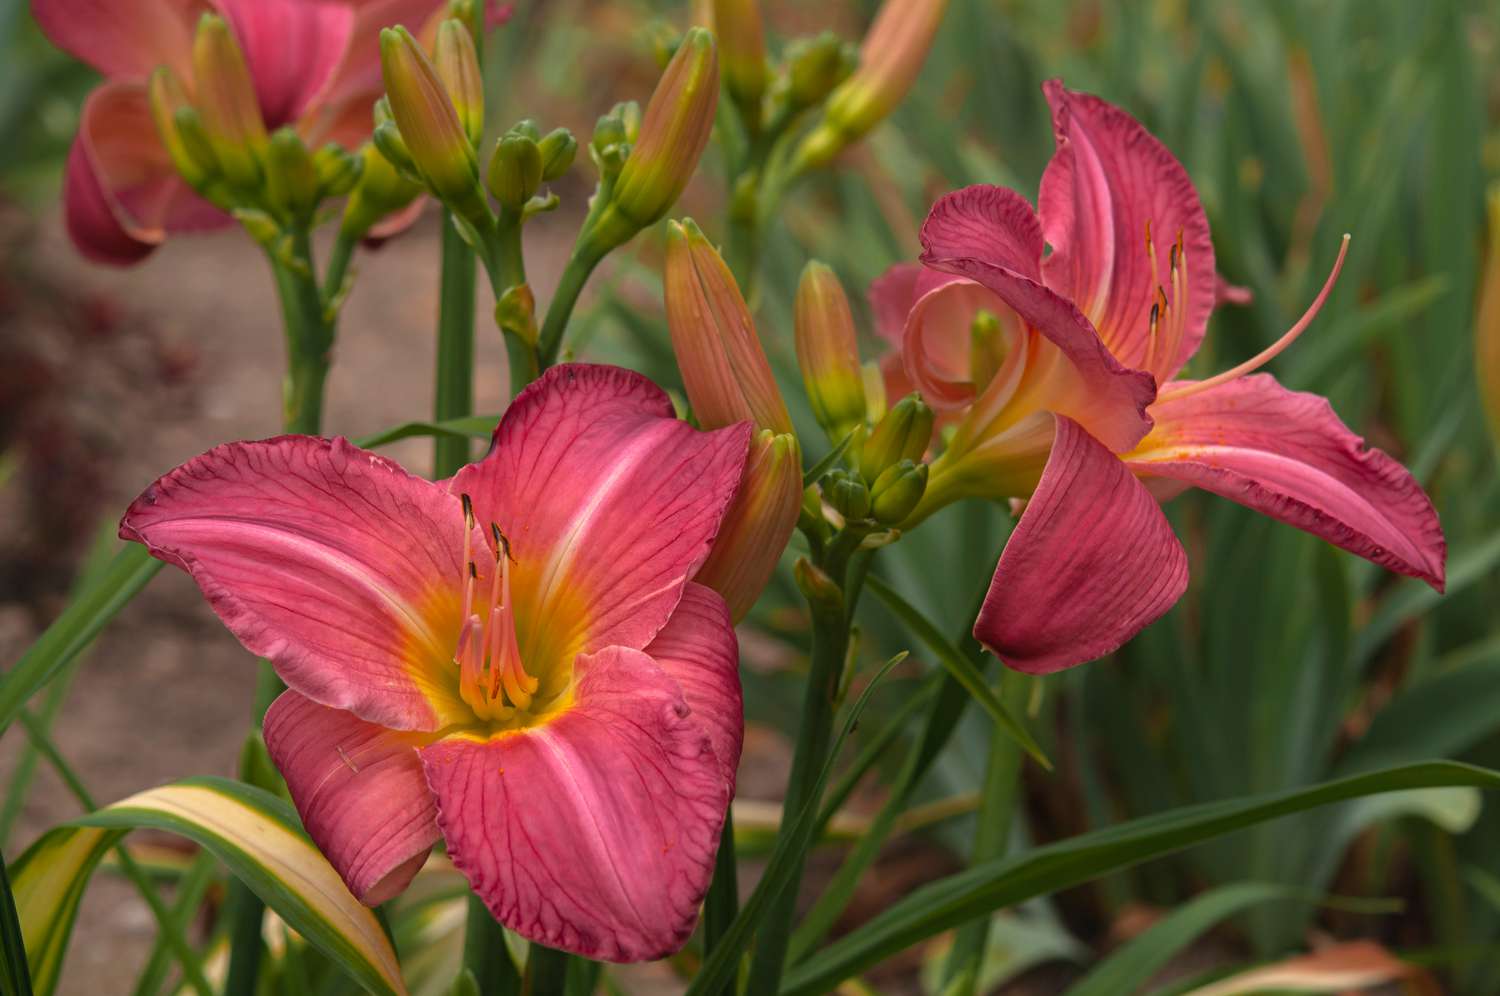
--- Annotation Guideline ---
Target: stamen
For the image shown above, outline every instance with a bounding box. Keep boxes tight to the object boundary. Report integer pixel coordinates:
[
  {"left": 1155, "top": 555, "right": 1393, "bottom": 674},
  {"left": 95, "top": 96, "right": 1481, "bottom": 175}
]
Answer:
[
  {"left": 452, "top": 500, "right": 544, "bottom": 719},
  {"left": 1157, "top": 234, "right": 1350, "bottom": 404}
]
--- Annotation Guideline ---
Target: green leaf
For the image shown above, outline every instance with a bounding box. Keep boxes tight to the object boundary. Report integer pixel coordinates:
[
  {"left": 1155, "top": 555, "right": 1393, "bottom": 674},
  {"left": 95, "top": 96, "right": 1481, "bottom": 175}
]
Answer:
[
  {"left": 1338, "top": 658, "right": 1500, "bottom": 775},
  {"left": 355, "top": 414, "right": 502, "bottom": 450},
  {"left": 780, "top": 762, "right": 1500, "bottom": 995},
  {"left": 0, "top": 545, "right": 162, "bottom": 735},
  {"left": 0, "top": 846, "right": 32, "bottom": 996},
  {"left": 865, "top": 575, "right": 1050, "bottom": 770},
  {"left": 9, "top": 777, "right": 406, "bottom": 996}
]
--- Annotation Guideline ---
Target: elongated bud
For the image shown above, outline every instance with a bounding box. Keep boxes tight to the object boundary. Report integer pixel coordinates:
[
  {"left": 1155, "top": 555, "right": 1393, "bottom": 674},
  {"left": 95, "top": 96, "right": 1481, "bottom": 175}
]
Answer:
[
  {"left": 824, "top": 468, "right": 871, "bottom": 521},
  {"left": 695, "top": 430, "right": 802, "bottom": 621},
  {"left": 969, "top": 309, "right": 1007, "bottom": 393},
  {"left": 379, "top": 26, "right": 488, "bottom": 222},
  {"left": 611, "top": 27, "right": 718, "bottom": 229},
  {"left": 862, "top": 360, "right": 888, "bottom": 422},
  {"left": 434, "top": 19, "right": 485, "bottom": 147},
  {"left": 148, "top": 68, "right": 213, "bottom": 188},
  {"left": 869, "top": 459, "right": 927, "bottom": 525},
  {"left": 341, "top": 142, "right": 423, "bottom": 238},
  {"left": 537, "top": 127, "right": 577, "bottom": 181},
  {"left": 799, "top": 483, "right": 824, "bottom": 533},
  {"left": 371, "top": 102, "right": 420, "bottom": 179},
  {"left": 713, "top": 0, "right": 767, "bottom": 123},
  {"left": 313, "top": 143, "right": 363, "bottom": 198},
  {"left": 859, "top": 393, "right": 933, "bottom": 483},
  {"left": 192, "top": 13, "right": 267, "bottom": 189},
  {"left": 784, "top": 32, "right": 856, "bottom": 110},
  {"left": 445, "top": 0, "right": 485, "bottom": 48},
  {"left": 664, "top": 218, "right": 792, "bottom": 433},
  {"left": 791, "top": 0, "right": 946, "bottom": 172},
  {"left": 1479, "top": 184, "right": 1500, "bottom": 446},
  {"left": 266, "top": 128, "right": 320, "bottom": 222},
  {"left": 487, "top": 133, "right": 541, "bottom": 209},
  {"left": 796, "top": 261, "right": 867, "bottom": 442}
]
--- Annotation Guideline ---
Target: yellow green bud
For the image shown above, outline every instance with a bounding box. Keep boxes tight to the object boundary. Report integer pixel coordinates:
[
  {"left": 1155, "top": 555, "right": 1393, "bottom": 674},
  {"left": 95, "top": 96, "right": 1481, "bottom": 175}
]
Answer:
[
  {"left": 434, "top": 19, "right": 485, "bottom": 147},
  {"left": 148, "top": 67, "right": 213, "bottom": 189},
  {"left": 825, "top": 469, "right": 871, "bottom": 521},
  {"left": 487, "top": 134, "right": 541, "bottom": 209},
  {"left": 266, "top": 128, "right": 320, "bottom": 222},
  {"left": 313, "top": 143, "right": 363, "bottom": 198},
  {"left": 341, "top": 142, "right": 423, "bottom": 239},
  {"left": 784, "top": 32, "right": 855, "bottom": 110},
  {"left": 696, "top": 429, "right": 803, "bottom": 622},
  {"left": 537, "top": 127, "right": 577, "bottom": 181},
  {"left": 795, "top": 260, "right": 867, "bottom": 443},
  {"left": 191, "top": 13, "right": 267, "bottom": 189},
  {"left": 969, "top": 308, "right": 1008, "bottom": 393},
  {"left": 712, "top": 0, "right": 767, "bottom": 124},
  {"left": 869, "top": 459, "right": 927, "bottom": 525},
  {"left": 859, "top": 393, "right": 933, "bottom": 483}
]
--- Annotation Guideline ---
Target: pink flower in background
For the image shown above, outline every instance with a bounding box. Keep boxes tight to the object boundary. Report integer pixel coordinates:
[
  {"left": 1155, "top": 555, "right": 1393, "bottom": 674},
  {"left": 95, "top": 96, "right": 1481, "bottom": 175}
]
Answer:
[
  {"left": 871, "top": 80, "right": 1445, "bottom": 674},
  {"left": 119, "top": 364, "right": 750, "bottom": 961},
  {"left": 33, "top": 0, "right": 508, "bottom": 264}
]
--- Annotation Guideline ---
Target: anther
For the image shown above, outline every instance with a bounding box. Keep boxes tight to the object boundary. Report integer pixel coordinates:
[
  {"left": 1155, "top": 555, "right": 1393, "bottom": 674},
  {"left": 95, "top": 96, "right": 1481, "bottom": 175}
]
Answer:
[{"left": 461, "top": 492, "right": 474, "bottom": 528}]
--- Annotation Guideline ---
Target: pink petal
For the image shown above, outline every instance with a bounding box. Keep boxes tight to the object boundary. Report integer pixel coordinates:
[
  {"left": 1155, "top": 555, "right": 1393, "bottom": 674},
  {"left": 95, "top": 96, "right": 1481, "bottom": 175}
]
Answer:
[
  {"left": 213, "top": 0, "right": 355, "bottom": 129},
  {"left": 309, "top": 0, "right": 442, "bottom": 114},
  {"left": 1127, "top": 373, "right": 1446, "bottom": 589},
  {"left": 1037, "top": 80, "right": 1215, "bottom": 381},
  {"left": 421, "top": 645, "right": 730, "bottom": 962},
  {"left": 644, "top": 582, "right": 743, "bottom": 783},
  {"left": 263, "top": 690, "right": 440, "bottom": 905},
  {"left": 64, "top": 82, "right": 226, "bottom": 265},
  {"left": 921, "top": 184, "right": 1158, "bottom": 453},
  {"left": 119, "top": 435, "right": 473, "bottom": 731},
  {"left": 31, "top": 0, "right": 198, "bottom": 80},
  {"left": 901, "top": 275, "right": 1019, "bottom": 412},
  {"left": 449, "top": 364, "right": 750, "bottom": 671},
  {"left": 869, "top": 262, "right": 924, "bottom": 345},
  {"left": 975, "top": 415, "right": 1188, "bottom": 674}
]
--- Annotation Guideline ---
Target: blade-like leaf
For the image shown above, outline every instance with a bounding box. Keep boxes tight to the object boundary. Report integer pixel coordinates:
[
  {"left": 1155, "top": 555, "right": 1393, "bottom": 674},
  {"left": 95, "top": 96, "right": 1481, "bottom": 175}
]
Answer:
[
  {"left": 865, "top": 575, "right": 1049, "bottom": 769},
  {"left": 8, "top": 777, "right": 406, "bottom": 996},
  {"left": 0, "top": 846, "right": 32, "bottom": 996},
  {"left": 781, "top": 762, "right": 1500, "bottom": 995},
  {"left": 355, "top": 414, "right": 501, "bottom": 450}
]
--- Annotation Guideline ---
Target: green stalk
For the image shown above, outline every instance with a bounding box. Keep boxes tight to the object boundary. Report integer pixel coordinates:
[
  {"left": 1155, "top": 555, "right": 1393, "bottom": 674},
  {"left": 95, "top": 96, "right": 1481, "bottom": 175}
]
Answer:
[
  {"left": 744, "top": 533, "right": 862, "bottom": 994},
  {"left": 435, "top": 211, "right": 478, "bottom": 478},
  {"left": 524, "top": 944, "right": 570, "bottom": 996},
  {"left": 702, "top": 810, "right": 738, "bottom": 973},
  {"left": 323, "top": 230, "right": 357, "bottom": 306},
  {"left": 464, "top": 898, "right": 521, "bottom": 995},
  {"left": 131, "top": 851, "right": 218, "bottom": 996},
  {"left": 536, "top": 245, "right": 604, "bottom": 368},
  {"left": 939, "top": 673, "right": 1027, "bottom": 995},
  {"left": 17, "top": 711, "right": 214, "bottom": 996}
]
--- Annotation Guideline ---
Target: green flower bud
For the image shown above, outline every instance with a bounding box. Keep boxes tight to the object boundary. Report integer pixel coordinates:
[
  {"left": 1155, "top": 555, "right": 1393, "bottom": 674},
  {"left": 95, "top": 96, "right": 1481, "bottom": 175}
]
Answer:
[
  {"left": 313, "top": 143, "right": 363, "bottom": 198},
  {"left": 794, "top": 557, "right": 843, "bottom": 612},
  {"left": 795, "top": 260, "right": 866, "bottom": 443},
  {"left": 712, "top": 0, "right": 768, "bottom": 124},
  {"left": 148, "top": 68, "right": 215, "bottom": 189},
  {"left": 434, "top": 19, "right": 485, "bottom": 148},
  {"left": 537, "top": 127, "right": 577, "bottom": 181},
  {"left": 372, "top": 120, "right": 420, "bottom": 180},
  {"left": 191, "top": 13, "right": 266, "bottom": 189},
  {"left": 827, "top": 470, "right": 871, "bottom": 521},
  {"left": 266, "top": 128, "right": 320, "bottom": 222},
  {"left": 784, "top": 32, "right": 855, "bottom": 110},
  {"left": 869, "top": 459, "right": 928, "bottom": 525},
  {"left": 486, "top": 133, "right": 541, "bottom": 209},
  {"left": 341, "top": 142, "right": 423, "bottom": 239},
  {"left": 859, "top": 393, "right": 933, "bottom": 483}
]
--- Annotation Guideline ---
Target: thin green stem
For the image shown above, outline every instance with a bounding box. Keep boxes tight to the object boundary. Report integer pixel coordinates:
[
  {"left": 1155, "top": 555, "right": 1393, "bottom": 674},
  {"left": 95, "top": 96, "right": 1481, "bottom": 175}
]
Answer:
[
  {"left": 537, "top": 245, "right": 604, "bottom": 368},
  {"left": 435, "top": 211, "right": 478, "bottom": 478},
  {"left": 703, "top": 809, "right": 738, "bottom": 976},
  {"left": 17, "top": 711, "right": 214, "bottom": 996},
  {"left": 132, "top": 851, "right": 217, "bottom": 996},
  {"left": 323, "top": 230, "right": 357, "bottom": 307},
  {"left": 0, "top": 655, "right": 82, "bottom": 848},
  {"left": 464, "top": 896, "right": 521, "bottom": 995},
  {"left": 523, "top": 944, "right": 570, "bottom": 996}
]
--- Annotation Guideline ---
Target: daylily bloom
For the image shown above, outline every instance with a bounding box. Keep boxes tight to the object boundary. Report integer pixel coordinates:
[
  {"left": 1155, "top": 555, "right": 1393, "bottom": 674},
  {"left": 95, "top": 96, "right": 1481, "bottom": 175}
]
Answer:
[
  {"left": 119, "top": 364, "right": 751, "bottom": 961},
  {"left": 34, "top": 0, "right": 508, "bottom": 264},
  {"left": 871, "top": 80, "right": 1446, "bottom": 674}
]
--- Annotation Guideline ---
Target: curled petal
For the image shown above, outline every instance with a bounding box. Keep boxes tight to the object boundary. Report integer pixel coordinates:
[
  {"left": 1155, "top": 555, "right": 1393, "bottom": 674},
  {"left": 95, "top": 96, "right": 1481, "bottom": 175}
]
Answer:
[
  {"left": 64, "top": 82, "right": 225, "bottom": 265},
  {"left": 921, "top": 184, "right": 1157, "bottom": 453},
  {"left": 901, "top": 276, "right": 1019, "bottom": 412},
  {"left": 311, "top": 0, "right": 444, "bottom": 113},
  {"left": 869, "top": 262, "right": 925, "bottom": 345},
  {"left": 421, "top": 646, "right": 730, "bottom": 962},
  {"left": 450, "top": 364, "right": 750, "bottom": 670},
  {"left": 1037, "top": 80, "right": 1215, "bottom": 381},
  {"left": 263, "top": 690, "right": 440, "bottom": 905},
  {"left": 644, "top": 582, "right": 744, "bottom": 784},
  {"left": 976, "top": 415, "right": 1188, "bottom": 674},
  {"left": 119, "top": 435, "right": 472, "bottom": 731},
  {"left": 214, "top": 0, "right": 355, "bottom": 129},
  {"left": 1128, "top": 373, "right": 1446, "bottom": 590},
  {"left": 32, "top": 0, "right": 197, "bottom": 80}
]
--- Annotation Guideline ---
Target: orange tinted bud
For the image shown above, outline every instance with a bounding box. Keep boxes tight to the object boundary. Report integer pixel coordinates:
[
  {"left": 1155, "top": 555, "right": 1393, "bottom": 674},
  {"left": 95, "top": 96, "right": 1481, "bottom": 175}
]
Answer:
[
  {"left": 434, "top": 19, "right": 485, "bottom": 147},
  {"left": 795, "top": 261, "right": 867, "bottom": 441},
  {"left": 712, "top": 0, "right": 767, "bottom": 118},
  {"left": 191, "top": 13, "right": 267, "bottom": 189},
  {"left": 695, "top": 429, "right": 802, "bottom": 621},
  {"left": 664, "top": 218, "right": 792, "bottom": 434}
]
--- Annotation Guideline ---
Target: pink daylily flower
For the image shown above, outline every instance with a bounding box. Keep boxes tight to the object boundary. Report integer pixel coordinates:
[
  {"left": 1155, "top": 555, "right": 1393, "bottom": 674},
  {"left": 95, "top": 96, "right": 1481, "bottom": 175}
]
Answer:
[
  {"left": 119, "top": 364, "right": 751, "bottom": 961},
  {"left": 35, "top": 0, "right": 507, "bottom": 264},
  {"left": 871, "top": 80, "right": 1446, "bottom": 674}
]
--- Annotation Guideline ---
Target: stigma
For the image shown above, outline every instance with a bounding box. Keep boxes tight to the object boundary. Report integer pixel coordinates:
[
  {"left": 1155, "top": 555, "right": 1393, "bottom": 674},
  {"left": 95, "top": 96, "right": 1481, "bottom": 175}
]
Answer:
[{"left": 454, "top": 494, "right": 540, "bottom": 721}]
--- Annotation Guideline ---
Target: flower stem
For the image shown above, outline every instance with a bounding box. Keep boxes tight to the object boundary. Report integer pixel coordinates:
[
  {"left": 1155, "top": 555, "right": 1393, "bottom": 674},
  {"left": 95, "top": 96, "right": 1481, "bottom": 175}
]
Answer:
[
  {"left": 464, "top": 896, "right": 521, "bottom": 995},
  {"left": 536, "top": 244, "right": 603, "bottom": 369},
  {"left": 435, "top": 210, "right": 478, "bottom": 478},
  {"left": 524, "top": 943, "right": 570, "bottom": 996}
]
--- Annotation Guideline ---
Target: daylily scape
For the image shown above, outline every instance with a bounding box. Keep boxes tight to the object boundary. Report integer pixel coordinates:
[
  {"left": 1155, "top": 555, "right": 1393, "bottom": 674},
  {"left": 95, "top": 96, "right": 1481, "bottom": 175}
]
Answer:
[
  {"left": 872, "top": 81, "right": 1445, "bottom": 674},
  {"left": 120, "top": 364, "right": 750, "bottom": 961}
]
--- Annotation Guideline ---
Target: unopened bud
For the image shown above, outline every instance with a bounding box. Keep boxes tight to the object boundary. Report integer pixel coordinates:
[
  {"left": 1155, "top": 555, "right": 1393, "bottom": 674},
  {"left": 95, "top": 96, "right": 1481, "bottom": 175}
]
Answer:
[
  {"left": 795, "top": 261, "right": 867, "bottom": 443},
  {"left": 192, "top": 13, "right": 267, "bottom": 189},
  {"left": 825, "top": 469, "right": 871, "bottom": 521},
  {"left": 233, "top": 208, "right": 281, "bottom": 246},
  {"left": 784, "top": 32, "right": 855, "bottom": 110},
  {"left": 664, "top": 218, "right": 792, "bottom": 433},
  {"left": 372, "top": 120, "right": 419, "bottom": 179},
  {"left": 794, "top": 557, "right": 843, "bottom": 611},
  {"left": 266, "top": 128, "right": 320, "bottom": 222},
  {"left": 695, "top": 430, "right": 802, "bottom": 621},
  {"left": 487, "top": 134, "right": 541, "bottom": 209},
  {"left": 445, "top": 0, "right": 484, "bottom": 47},
  {"left": 713, "top": 0, "right": 767, "bottom": 123},
  {"left": 537, "top": 127, "right": 577, "bottom": 181},
  {"left": 969, "top": 309, "right": 1007, "bottom": 393},
  {"left": 495, "top": 283, "right": 538, "bottom": 345},
  {"left": 862, "top": 360, "right": 889, "bottom": 423},
  {"left": 171, "top": 108, "right": 222, "bottom": 191},
  {"left": 380, "top": 26, "right": 488, "bottom": 223},
  {"left": 313, "top": 143, "right": 363, "bottom": 198},
  {"left": 799, "top": 483, "right": 824, "bottom": 533},
  {"left": 341, "top": 142, "right": 423, "bottom": 238},
  {"left": 148, "top": 68, "right": 213, "bottom": 188},
  {"left": 869, "top": 459, "right": 927, "bottom": 525},
  {"left": 434, "top": 19, "right": 485, "bottom": 147},
  {"left": 589, "top": 107, "right": 631, "bottom": 178},
  {"left": 610, "top": 27, "right": 718, "bottom": 229},
  {"left": 859, "top": 393, "right": 933, "bottom": 483},
  {"left": 791, "top": 0, "right": 947, "bottom": 172}
]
